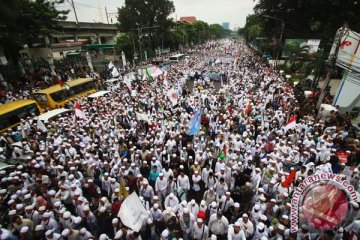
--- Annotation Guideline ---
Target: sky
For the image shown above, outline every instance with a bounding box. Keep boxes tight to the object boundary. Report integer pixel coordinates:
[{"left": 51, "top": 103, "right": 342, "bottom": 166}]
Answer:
[{"left": 58, "top": 0, "right": 257, "bottom": 29}]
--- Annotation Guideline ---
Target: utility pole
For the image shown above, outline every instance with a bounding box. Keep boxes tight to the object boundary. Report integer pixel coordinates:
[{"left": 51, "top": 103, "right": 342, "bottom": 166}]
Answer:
[
  {"left": 105, "top": 7, "right": 109, "bottom": 24},
  {"left": 130, "top": 25, "right": 160, "bottom": 62},
  {"left": 70, "top": 0, "right": 79, "bottom": 24},
  {"left": 263, "top": 15, "right": 284, "bottom": 69},
  {"left": 137, "top": 26, "right": 142, "bottom": 62},
  {"left": 316, "top": 24, "right": 349, "bottom": 109}
]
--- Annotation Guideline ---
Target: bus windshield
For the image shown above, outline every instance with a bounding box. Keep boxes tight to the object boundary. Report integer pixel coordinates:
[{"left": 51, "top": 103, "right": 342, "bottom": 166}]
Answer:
[{"left": 0, "top": 102, "right": 41, "bottom": 131}]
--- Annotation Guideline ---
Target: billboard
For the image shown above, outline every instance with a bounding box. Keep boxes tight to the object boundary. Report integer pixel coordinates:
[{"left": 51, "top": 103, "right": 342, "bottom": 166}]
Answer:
[
  {"left": 332, "top": 71, "right": 360, "bottom": 112},
  {"left": 282, "top": 39, "right": 321, "bottom": 58},
  {"left": 329, "top": 28, "right": 360, "bottom": 72}
]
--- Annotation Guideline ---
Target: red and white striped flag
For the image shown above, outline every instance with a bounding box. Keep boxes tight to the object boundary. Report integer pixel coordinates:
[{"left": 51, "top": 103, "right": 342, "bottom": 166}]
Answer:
[
  {"left": 75, "top": 102, "right": 87, "bottom": 120},
  {"left": 284, "top": 115, "right": 296, "bottom": 132}
]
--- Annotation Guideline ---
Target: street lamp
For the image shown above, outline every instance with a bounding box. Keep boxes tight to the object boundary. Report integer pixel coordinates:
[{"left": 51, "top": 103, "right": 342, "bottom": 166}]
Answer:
[{"left": 263, "top": 15, "right": 284, "bottom": 69}]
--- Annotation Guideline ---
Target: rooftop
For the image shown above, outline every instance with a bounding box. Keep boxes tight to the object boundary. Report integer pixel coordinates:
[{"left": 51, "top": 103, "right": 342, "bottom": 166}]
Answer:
[{"left": 179, "top": 16, "right": 197, "bottom": 24}]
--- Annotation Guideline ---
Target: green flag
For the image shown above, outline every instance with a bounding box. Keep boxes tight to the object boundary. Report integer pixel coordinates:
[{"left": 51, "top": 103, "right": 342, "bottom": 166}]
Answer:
[
  {"left": 145, "top": 68, "right": 153, "bottom": 82},
  {"left": 219, "top": 152, "right": 225, "bottom": 160}
]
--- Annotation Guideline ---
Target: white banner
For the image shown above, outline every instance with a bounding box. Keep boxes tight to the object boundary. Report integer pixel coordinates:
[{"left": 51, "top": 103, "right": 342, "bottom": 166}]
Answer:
[
  {"left": 118, "top": 192, "right": 149, "bottom": 232},
  {"left": 136, "top": 112, "right": 151, "bottom": 124}
]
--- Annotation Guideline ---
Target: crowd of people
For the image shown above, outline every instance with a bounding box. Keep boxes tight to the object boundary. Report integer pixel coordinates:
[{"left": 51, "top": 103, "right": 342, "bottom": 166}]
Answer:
[{"left": 0, "top": 39, "right": 360, "bottom": 240}]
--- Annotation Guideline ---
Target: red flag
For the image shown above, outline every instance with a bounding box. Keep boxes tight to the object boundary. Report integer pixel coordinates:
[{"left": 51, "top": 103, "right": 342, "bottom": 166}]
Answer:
[
  {"left": 281, "top": 168, "right": 296, "bottom": 188},
  {"left": 245, "top": 102, "right": 251, "bottom": 115},
  {"left": 222, "top": 145, "right": 227, "bottom": 156},
  {"left": 75, "top": 102, "right": 87, "bottom": 120},
  {"left": 56, "top": 79, "right": 64, "bottom": 87},
  {"left": 284, "top": 115, "right": 296, "bottom": 132},
  {"left": 56, "top": 78, "right": 70, "bottom": 90}
]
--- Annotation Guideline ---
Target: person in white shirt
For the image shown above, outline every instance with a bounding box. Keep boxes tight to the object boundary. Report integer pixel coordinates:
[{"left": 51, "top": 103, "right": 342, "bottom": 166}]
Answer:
[
  {"left": 215, "top": 159, "right": 226, "bottom": 173},
  {"left": 214, "top": 178, "right": 228, "bottom": 197},
  {"left": 208, "top": 211, "right": 229, "bottom": 239},
  {"left": 237, "top": 214, "right": 254, "bottom": 239},
  {"left": 192, "top": 218, "right": 209, "bottom": 240},
  {"left": 164, "top": 193, "right": 179, "bottom": 213},
  {"left": 179, "top": 208, "right": 195, "bottom": 240},
  {"left": 139, "top": 179, "right": 154, "bottom": 202},
  {"left": 188, "top": 199, "right": 200, "bottom": 217},
  {"left": 162, "top": 166, "right": 174, "bottom": 180},
  {"left": 177, "top": 171, "right": 190, "bottom": 200},
  {"left": 155, "top": 173, "right": 168, "bottom": 204},
  {"left": 201, "top": 164, "right": 212, "bottom": 187},
  {"left": 227, "top": 222, "right": 246, "bottom": 240},
  {"left": 192, "top": 171, "right": 202, "bottom": 201},
  {"left": 219, "top": 192, "right": 234, "bottom": 214}
]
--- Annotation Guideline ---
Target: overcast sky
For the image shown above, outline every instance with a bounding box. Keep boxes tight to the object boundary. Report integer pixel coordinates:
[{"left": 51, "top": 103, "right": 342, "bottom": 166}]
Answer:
[{"left": 58, "top": 0, "right": 257, "bottom": 29}]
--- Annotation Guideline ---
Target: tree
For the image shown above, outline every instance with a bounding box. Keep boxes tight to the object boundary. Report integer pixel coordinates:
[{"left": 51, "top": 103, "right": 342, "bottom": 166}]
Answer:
[
  {"left": 254, "top": 0, "right": 360, "bottom": 44},
  {"left": 248, "top": 25, "right": 263, "bottom": 41},
  {"left": 117, "top": 0, "right": 175, "bottom": 50},
  {"left": 242, "top": 14, "right": 264, "bottom": 42},
  {"left": 114, "top": 33, "right": 136, "bottom": 63},
  {"left": 0, "top": 0, "right": 69, "bottom": 63},
  {"left": 285, "top": 45, "right": 310, "bottom": 72},
  {"left": 209, "top": 24, "right": 230, "bottom": 39}
]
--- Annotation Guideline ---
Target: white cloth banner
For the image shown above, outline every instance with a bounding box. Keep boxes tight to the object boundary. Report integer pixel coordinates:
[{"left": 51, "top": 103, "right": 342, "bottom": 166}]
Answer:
[
  {"left": 118, "top": 192, "right": 149, "bottom": 232},
  {"left": 136, "top": 112, "right": 151, "bottom": 124}
]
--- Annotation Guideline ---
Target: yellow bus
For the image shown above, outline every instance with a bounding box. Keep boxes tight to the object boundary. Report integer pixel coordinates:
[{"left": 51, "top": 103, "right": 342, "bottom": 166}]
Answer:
[
  {"left": 0, "top": 99, "right": 42, "bottom": 133},
  {"left": 31, "top": 78, "right": 98, "bottom": 109}
]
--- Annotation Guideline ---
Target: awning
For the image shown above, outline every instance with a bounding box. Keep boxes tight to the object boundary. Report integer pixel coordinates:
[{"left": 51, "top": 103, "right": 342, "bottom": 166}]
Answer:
[
  {"left": 83, "top": 44, "right": 115, "bottom": 50},
  {"left": 66, "top": 51, "right": 82, "bottom": 56}
]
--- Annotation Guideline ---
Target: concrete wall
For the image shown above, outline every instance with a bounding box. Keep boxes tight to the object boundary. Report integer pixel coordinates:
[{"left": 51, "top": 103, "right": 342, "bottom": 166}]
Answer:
[{"left": 20, "top": 48, "right": 52, "bottom": 60}]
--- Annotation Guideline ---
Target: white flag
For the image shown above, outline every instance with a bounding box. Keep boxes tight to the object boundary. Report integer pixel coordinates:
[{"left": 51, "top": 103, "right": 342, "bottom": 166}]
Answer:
[
  {"left": 112, "top": 67, "right": 119, "bottom": 78},
  {"left": 108, "top": 61, "right": 114, "bottom": 69},
  {"left": 123, "top": 75, "right": 132, "bottom": 89},
  {"left": 118, "top": 192, "right": 149, "bottom": 232},
  {"left": 167, "top": 88, "right": 178, "bottom": 106},
  {"left": 37, "top": 117, "right": 47, "bottom": 132}
]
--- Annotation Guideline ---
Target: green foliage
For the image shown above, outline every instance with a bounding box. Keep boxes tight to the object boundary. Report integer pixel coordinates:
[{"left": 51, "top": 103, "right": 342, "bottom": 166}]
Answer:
[
  {"left": 248, "top": 25, "right": 263, "bottom": 41},
  {"left": 242, "top": 14, "right": 264, "bottom": 41},
  {"left": 117, "top": 0, "right": 175, "bottom": 49},
  {"left": 209, "top": 24, "right": 230, "bottom": 39},
  {"left": 115, "top": 18, "right": 231, "bottom": 61},
  {"left": 0, "top": 0, "right": 69, "bottom": 62},
  {"left": 285, "top": 45, "right": 310, "bottom": 72},
  {"left": 114, "top": 33, "right": 136, "bottom": 62},
  {"left": 254, "top": 0, "right": 360, "bottom": 43}
]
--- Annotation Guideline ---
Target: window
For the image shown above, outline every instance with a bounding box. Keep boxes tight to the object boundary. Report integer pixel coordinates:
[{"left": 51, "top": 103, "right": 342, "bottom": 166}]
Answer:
[
  {"left": 50, "top": 90, "right": 69, "bottom": 102},
  {"left": 49, "top": 80, "right": 96, "bottom": 103},
  {"left": 0, "top": 103, "right": 40, "bottom": 130},
  {"left": 32, "top": 93, "right": 48, "bottom": 102}
]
